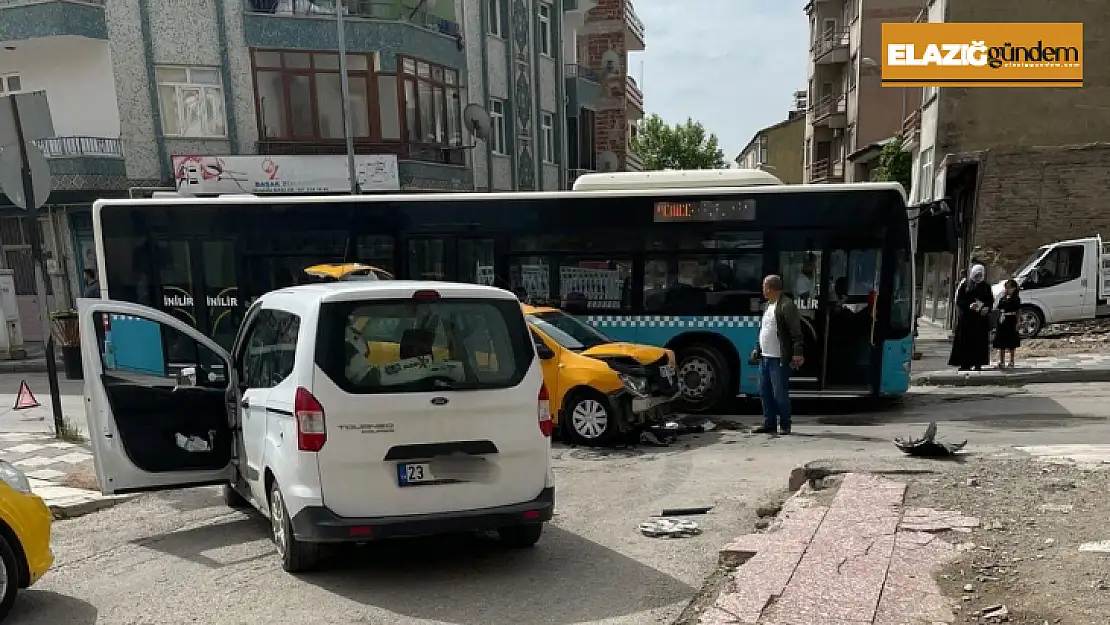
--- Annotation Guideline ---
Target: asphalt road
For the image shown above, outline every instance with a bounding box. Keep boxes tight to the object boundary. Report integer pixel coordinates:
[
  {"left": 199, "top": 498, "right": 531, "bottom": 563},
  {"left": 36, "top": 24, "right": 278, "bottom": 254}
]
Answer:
[{"left": 12, "top": 382, "right": 1110, "bottom": 624}]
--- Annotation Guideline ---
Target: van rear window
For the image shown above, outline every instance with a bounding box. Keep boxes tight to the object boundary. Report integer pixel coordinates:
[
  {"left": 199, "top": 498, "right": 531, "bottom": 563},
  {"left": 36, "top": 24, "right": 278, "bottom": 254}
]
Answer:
[{"left": 315, "top": 298, "right": 533, "bottom": 393}]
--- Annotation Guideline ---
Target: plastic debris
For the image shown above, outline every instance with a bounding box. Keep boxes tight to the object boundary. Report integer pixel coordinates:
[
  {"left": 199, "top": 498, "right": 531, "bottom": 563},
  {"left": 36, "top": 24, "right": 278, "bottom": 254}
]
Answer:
[
  {"left": 659, "top": 506, "right": 713, "bottom": 517},
  {"left": 894, "top": 421, "right": 967, "bottom": 457},
  {"left": 175, "top": 431, "right": 215, "bottom": 453},
  {"left": 639, "top": 518, "right": 702, "bottom": 538}
]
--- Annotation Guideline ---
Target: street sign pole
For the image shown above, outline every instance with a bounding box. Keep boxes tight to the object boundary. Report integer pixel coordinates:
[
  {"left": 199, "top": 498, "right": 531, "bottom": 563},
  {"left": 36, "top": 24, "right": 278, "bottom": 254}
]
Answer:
[{"left": 7, "top": 97, "right": 64, "bottom": 435}]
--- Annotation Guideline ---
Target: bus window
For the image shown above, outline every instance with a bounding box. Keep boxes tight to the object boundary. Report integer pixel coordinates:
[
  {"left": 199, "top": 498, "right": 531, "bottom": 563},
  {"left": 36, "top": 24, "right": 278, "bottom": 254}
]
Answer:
[
  {"left": 643, "top": 254, "right": 762, "bottom": 315},
  {"left": 407, "top": 239, "right": 446, "bottom": 280},
  {"left": 459, "top": 238, "right": 495, "bottom": 285},
  {"left": 779, "top": 251, "right": 822, "bottom": 310},
  {"left": 891, "top": 248, "right": 913, "bottom": 335},
  {"left": 510, "top": 256, "right": 551, "bottom": 305},
  {"left": 355, "top": 235, "right": 395, "bottom": 273},
  {"left": 156, "top": 240, "right": 198, "bottom": 329},
  {"left": 558, "top": 257, "right": 632, "bottom": 311}
]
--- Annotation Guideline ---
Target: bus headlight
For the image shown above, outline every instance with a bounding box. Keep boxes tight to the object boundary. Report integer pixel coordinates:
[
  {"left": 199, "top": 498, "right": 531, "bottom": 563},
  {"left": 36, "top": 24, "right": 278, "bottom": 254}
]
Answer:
[{"left": 619, "top": 374, "right": 649, "bottom": 397}]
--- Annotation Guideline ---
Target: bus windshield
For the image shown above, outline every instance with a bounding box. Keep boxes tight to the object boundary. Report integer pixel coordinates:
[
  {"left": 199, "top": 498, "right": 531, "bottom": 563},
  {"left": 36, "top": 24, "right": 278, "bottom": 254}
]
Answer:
[{"left": 527, "top": 311, "right": 612, "bottom": 351}]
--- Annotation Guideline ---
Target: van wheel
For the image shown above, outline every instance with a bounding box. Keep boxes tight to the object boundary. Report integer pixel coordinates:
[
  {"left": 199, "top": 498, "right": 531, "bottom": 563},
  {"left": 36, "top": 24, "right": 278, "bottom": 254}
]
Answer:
[
  {"left": 1018, "top": 306, "right": 1044, "bottom": 338},
  {"left": 268, "top": 481, "right": 320, "bottom": 573},
  {"left": 499, "top": 523, "right": 543, "bottom": 548},
  {"left": 0, "top": 534, "right": 20, "bottom": 621},
  {"left": 563, "top": 390, "right": 618, "bottom": 446},
  {"left": 222, "top": 484, "right": 250, "bottom": 509},
  {"left": 675, "top": 344, "right": 730, "bottom": 413}
]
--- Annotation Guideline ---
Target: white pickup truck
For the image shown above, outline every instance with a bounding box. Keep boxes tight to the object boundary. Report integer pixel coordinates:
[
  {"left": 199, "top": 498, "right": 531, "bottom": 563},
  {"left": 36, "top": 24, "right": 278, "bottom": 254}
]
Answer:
[{"left": 992, "top": 235, "right": 1110, "bottom": 337}]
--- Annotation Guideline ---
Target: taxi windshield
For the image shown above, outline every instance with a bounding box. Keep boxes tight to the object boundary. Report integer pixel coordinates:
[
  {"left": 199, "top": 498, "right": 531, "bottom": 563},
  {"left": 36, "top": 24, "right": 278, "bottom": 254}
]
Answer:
[{"left": 528, "top": 310, "right": 611, "bottom": 350}]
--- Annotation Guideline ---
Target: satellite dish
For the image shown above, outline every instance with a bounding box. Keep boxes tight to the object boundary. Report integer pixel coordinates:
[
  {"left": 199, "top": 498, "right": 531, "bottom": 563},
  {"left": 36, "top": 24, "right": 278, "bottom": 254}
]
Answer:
[
  {"left": 599, "top": 50, "right": 622, "bottom": 77},
  {"left": 464, "top": 104, "right": 492, "bottom": 140},
  {"left": 597, "top": 151, "right": 620, "bottom": 172}
]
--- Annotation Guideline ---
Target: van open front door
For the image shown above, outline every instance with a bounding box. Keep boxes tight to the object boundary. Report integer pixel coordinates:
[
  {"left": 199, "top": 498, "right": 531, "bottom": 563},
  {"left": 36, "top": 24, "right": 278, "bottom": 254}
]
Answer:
[{"left": 78, "top": 299, "right": 235, "bottom": 495}]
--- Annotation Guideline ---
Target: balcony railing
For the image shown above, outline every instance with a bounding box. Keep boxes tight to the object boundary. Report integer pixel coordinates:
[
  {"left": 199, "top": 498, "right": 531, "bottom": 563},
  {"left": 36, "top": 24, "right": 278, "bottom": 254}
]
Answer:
[
  {"left": 245, "top": 0, "right": 461, "bottom": 38},
  {"left": 626, "top": 75, "right": 643, "bottom": 110},
  {"left": 32, "top": 136, "right": 122, "bottom": 158},
  {"left": 902, "top": 107, "right": 921, "bottom": 137},
  {"left": 625, "top": 2, "right": 645, "bottom": 42},
  {"left": 257, "top": 139, "right": 466, "bottom": 166},
  {"left": 809, "top": 158, "right": 844, "bottom": 182},
  {"left": 812, "top": 28, "right": 849, "bottom": 57},
  {"left": 626, "top": 150, "right": 643, "bottom": 171},
  {"left": 564, "top": 64, "right": 600, "bottom": 83},
  {"left": 567, "top": 168, "right": 594, "bottom": 189},
  {"left": 810, "top": 93, "right": 846, "bottom": 121}
]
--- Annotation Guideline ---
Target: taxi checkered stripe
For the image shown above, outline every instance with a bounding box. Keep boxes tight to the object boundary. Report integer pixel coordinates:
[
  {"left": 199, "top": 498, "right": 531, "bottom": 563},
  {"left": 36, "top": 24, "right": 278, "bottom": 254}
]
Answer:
[{"left": 585, "top": 315, "right": 761, "bottom": 328}]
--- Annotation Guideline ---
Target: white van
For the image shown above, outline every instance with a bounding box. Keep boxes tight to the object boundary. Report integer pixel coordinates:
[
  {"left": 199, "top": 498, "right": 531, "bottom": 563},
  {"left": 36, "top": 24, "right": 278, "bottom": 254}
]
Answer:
[{"left": 78, "top": 281, "right": 555, "bottom": 572}]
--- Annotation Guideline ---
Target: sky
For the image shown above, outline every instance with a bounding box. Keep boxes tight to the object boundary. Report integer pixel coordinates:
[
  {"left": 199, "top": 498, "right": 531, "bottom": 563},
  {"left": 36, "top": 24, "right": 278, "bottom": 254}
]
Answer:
[{"left": 632, "top": 0, "right": 808, "bottom": 163}]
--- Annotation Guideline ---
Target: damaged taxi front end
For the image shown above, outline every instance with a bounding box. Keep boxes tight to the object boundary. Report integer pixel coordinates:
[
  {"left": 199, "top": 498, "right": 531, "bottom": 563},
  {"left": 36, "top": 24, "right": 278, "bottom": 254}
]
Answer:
[{"left": 524, "top": 306, "right": 680, "bottom": 446}]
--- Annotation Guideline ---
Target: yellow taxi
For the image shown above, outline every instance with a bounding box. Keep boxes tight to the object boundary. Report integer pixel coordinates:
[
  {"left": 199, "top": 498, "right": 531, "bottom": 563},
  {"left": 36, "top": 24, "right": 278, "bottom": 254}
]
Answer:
[
  {"left": 303, "top": 263, "right": 395, "bottom": 282},
  {"left": 523, "top": 305, "right": 679, "bottom": 446},
  {"left": 0, "top": 460, "right": 53, "bottom": 620}
]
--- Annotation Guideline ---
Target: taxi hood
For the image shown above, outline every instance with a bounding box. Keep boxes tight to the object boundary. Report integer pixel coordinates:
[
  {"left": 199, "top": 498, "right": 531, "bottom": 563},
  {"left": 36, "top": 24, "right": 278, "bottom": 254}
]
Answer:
[{"left": 580, "top": 342, "right": 669, "bottom": 365}]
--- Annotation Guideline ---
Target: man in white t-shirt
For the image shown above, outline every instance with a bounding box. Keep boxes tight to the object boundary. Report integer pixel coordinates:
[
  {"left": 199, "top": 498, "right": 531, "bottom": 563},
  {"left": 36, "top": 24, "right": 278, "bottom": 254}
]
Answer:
[{"left": 749, "top": 275, "right": 805, "bottom": 434}]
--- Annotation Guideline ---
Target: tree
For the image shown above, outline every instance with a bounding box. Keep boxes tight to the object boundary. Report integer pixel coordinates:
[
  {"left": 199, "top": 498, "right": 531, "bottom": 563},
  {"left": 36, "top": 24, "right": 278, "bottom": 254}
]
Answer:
[
  {"left": 631, "top": 114, "right": 728, "bottom": 170},
  {"left": 871, "top": 136, "right": 912, "bottom": 194}
]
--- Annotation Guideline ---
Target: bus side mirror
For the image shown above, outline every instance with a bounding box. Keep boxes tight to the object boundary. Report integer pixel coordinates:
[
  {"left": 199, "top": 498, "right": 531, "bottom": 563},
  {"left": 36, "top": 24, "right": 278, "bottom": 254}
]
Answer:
[{"left": 535, "top": 342, "right": 555, "bottom": 360}]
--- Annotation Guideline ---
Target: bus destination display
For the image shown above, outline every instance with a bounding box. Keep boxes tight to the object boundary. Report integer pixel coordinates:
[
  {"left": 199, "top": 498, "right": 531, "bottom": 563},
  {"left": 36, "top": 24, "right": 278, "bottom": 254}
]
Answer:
[{"left": 653, "top": 199, "right": 756, "bottom": 222}]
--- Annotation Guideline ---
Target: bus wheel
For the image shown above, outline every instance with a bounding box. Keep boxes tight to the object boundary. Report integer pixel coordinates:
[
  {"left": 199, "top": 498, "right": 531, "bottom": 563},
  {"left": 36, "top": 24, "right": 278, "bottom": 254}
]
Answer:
[
  {"left": 563, "top": 390, "right": 618, "bottom": 446},
  {"left": 676, "top": 345, "right": 730, "bottom": 413},
  {"left": 1017, "top": 306, "right": 1044, "bottom": 338}
]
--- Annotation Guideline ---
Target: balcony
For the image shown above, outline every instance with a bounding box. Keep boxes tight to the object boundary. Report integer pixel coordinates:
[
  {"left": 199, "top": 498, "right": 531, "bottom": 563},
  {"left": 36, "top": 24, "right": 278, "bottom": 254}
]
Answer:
[
  {"left": 813, "top": 28, "right": 849, "bottom": 64},
  {"left": 810, "top": 94, "right": 847, "bottom": 129},
  {"left": 564, "top": 64, "right": 601, "bottom": 116},
  {"left": 625, "top": 0, "right": 645, "bottom": 51},
  {"left": 29, "top": 136, "right": 126, "bottom": 192},
  {"left": 809, "top": 158, "right": 844, "bottom": 183},
  {"left": 625, "top": 149, "right": 643, "bottom": 171},
  {"left": 625, "top": 75, "right": 643, "bottom": 119},
  {"left": 567, "top": 168, "right": 594, "bottom": 189},
  {"left": 0, "top": 0, "right": 107, "bottom": 42},
  {"left": 243, "top": 0, "right": 463, "bottom": 68},
  {"left": 901, "top": 107, "right": 921, "bottom": 151}
]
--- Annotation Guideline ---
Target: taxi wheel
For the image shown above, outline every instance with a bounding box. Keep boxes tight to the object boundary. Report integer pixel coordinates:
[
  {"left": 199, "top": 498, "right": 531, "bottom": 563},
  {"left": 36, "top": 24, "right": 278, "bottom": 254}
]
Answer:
[
  {"left": 0, "top": 534, "right": 19, "bottom": 621},
  {"left": 563, "top": 390, "right": 619, "bottom": 447}
]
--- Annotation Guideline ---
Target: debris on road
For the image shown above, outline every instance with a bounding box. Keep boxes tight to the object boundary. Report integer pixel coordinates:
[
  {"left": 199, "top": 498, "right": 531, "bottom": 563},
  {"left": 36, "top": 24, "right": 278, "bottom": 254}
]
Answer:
[
  {"left": 639, "top": 518, "right": 702, "bottom": 538},
  {"left": 980, "top": 603, "right": 1009, "bottom": 620},
  {"left": 1079, "top": 540, "right": 1110, "bottom": 553},
  {"left": 658, "top": 506, "right": 712, "bottom": 517},
  {"left": 894, "top": 421, "right": 967, "bottom": 457}
]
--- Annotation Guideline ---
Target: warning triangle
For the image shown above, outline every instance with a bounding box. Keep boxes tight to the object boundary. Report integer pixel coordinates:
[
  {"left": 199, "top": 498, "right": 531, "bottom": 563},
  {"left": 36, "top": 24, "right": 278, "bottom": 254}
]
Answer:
[{"left": 14, "top": 380, "right": 40, "bottom": 410}]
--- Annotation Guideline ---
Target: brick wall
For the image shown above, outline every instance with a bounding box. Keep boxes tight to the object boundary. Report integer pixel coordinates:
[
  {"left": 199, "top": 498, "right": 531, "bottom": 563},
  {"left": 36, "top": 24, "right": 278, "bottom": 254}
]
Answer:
[
  {"left": 583, "top": 0, "right": 632, "bottom": 168},
  {"left": 972, "top": 143, "right": 1110, "bottom": 269}
]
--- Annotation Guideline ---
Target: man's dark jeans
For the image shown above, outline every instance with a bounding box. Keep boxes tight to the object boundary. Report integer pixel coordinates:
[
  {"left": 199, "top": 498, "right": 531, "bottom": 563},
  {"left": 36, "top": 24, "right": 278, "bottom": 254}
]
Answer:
[{"left": 758, "top": 356, "right": 792, "bottom": 430}]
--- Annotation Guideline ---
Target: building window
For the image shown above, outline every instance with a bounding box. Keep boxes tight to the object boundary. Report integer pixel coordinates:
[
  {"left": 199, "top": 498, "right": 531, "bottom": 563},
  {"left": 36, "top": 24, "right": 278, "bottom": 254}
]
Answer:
[
  {"left": 848, "top": 54, "right": 857, "bottom": 91},
  {"left": 156, "top": 66, "right": 227, "bottom": 138},
  {"left": 487, "top": 0, "right": 505, "bottom": 37},
  {"left": 538, "top": 4, "right": 552, "bottom": 56},
  {"left": 919, "top": 147, "right": 934, "bottom": 202},
  {"left": 400, "top": 56, "right": 462, "bottom": 146},
  {"left": 0, "top": 74, "right": 21, "bottom": 95},
  {"left": 251, "top": 50, "right": 373, "bottom": 141},
  {"left": 758, "top": 136, "right": 768, "bottom": 164},
  {"left": 490, "top": 98, "right": 507, "bottom": 155},
  {"left": 541, "top": 112, "right": 555, "bottom": 163}
]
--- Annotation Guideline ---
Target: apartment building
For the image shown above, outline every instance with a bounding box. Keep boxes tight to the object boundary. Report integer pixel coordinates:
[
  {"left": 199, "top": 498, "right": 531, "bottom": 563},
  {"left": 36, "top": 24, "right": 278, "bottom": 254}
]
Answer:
[
  {"left": 0, "top": 0, "right": 645, "bottom": 341},
  {"left": 735, "top": 92, "right": 806, "bottom": 184},
  {"left": 562, "top": 0, "right": 645, "bottom": 187},
  {"left": 903, "top": 0, "right": 1110, "bottom": 328},
  {"left": 802, "top": 0, "right": 920, "bottom": 183}
]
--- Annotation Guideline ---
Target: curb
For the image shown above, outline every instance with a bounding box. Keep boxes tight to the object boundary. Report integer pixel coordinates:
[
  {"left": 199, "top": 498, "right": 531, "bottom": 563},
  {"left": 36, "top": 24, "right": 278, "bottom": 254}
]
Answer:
[
  {"left": 0, "top": 360, "right": 53, "bottom": 374},
  {"left": 48, "top": 494, "right": 134, "bottom": 520},
  {"left": 913, "top": 367, "right": 1110, "bottom": 387}
]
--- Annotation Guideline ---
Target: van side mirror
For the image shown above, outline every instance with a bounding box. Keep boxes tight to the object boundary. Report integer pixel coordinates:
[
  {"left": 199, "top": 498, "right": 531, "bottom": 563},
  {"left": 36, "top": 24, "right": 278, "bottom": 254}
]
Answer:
[{"left": 535, "top": 342, "right": 555, "bottom": 360}]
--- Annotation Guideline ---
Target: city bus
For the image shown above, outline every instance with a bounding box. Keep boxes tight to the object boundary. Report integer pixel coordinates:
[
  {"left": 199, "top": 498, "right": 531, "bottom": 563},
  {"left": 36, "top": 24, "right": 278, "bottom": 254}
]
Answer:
[{"left": 89, "top": 170, "right": 913, "bottom": 412}]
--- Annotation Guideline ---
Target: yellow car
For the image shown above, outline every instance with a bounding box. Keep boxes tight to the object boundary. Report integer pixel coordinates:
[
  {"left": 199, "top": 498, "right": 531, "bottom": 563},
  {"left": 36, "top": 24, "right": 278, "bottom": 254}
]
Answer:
[
  {"left": 0, "top": 460, "right": 53, "bottom": 620},
  {"left": 303, "top": 263, "right": 395, "bottom": 282},
  {"left": 523, "top": 305, "right": 679, "bottom": 446}
]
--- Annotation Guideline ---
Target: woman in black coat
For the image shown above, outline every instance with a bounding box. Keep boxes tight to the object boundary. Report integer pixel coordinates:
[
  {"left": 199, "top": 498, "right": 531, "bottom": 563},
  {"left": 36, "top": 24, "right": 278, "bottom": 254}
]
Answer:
[
  {"left": 993, "top": 279, "right": 1021, "bottom": 368},
  {"left": 949, "top": 264, "right": 993, "bottom": 371}
]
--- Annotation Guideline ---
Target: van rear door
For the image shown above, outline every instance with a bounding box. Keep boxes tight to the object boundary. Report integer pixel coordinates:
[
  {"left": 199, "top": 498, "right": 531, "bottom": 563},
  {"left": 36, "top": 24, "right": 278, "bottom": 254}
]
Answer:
[{"left": 309, "top": 287, "right": 548, "bottom": 518}]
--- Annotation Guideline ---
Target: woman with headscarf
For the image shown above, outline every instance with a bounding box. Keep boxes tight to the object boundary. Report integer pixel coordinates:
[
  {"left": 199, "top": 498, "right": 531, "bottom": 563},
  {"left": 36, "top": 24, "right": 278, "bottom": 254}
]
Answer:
[{"left": 948, "top": 263, "right": 994, "bottom": 371}]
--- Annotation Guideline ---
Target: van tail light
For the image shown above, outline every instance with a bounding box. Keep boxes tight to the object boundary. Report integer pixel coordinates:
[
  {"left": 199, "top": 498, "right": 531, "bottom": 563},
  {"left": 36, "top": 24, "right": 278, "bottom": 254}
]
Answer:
[
  {"left": 412, "top": 289, "right": 441, "bottom": 301},
  {"left": 537, "top": 384, "right": 553, "bottom": 437},
  {"left": 294, "top": 387, "right": 327, "bottom": 452}
]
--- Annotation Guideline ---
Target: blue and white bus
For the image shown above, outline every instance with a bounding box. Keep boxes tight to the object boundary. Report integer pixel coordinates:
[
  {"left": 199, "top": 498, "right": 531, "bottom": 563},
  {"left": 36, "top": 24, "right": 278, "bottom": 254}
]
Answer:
[{"left": 90, "top": 169, "right": 913, "bottom": 412}]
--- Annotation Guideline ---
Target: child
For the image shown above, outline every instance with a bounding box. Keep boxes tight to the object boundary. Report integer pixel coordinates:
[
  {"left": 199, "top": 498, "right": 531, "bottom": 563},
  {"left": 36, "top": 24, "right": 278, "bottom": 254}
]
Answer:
[{"left": 993, "top": 279, "right": 1021, "bottom": 369}]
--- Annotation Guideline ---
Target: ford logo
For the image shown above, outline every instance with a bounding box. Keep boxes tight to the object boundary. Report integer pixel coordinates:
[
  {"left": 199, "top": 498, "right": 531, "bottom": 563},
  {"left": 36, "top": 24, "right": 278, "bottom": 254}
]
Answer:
[{"left": 430, "top": 396, "right": 450, "bottom": 406}]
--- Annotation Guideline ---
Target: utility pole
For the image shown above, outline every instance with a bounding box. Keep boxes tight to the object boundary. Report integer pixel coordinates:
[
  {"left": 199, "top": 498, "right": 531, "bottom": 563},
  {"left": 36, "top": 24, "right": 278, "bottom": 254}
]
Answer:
[
  {"left": 6, "top": 97, "right": 64, "bottom": 433},
  {"left": 336, "top": 0, "right": 360, "bottom": 194}
]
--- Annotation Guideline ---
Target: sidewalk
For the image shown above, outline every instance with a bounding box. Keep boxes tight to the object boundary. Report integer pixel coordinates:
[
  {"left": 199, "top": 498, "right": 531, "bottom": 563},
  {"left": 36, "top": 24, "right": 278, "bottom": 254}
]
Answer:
[
  {"left": 700, "top": 472, "right": 977, "bottom": 624},
  {"left": 913, "top": 353, "right": 1110, "bottom": 386}
]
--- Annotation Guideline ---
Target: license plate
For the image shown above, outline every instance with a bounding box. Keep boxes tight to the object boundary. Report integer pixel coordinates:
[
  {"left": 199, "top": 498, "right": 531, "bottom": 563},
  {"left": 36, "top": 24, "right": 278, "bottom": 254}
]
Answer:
[{"left": 397, "top": 462, "right": 434, "bottom": 486}]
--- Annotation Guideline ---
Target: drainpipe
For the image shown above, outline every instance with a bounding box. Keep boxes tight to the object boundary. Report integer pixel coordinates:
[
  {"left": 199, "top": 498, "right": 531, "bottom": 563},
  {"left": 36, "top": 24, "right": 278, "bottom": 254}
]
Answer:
[{"left": 477, "top": 0, "right": 492, "bottom": 191}]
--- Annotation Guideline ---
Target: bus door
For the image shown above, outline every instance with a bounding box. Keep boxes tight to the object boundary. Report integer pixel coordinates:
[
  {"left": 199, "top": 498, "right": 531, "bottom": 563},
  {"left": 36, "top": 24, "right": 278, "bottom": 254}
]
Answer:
[
  {"left": 822, "top": 240, "right": 884, "bottom": 391},
  {"left": 777, "top": 243, "right": 825, "bottom": 392},
  {"left": 404, "top": 236, "right": 497, "bottom": 285}
]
